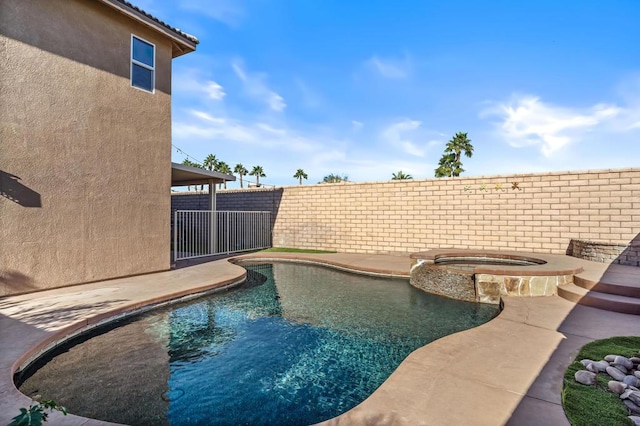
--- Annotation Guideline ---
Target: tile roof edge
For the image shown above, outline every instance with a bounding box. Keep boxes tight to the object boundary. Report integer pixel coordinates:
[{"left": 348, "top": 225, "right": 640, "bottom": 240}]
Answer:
[{"left": 101, "top": 0, "right": 199, "bottom": 45}]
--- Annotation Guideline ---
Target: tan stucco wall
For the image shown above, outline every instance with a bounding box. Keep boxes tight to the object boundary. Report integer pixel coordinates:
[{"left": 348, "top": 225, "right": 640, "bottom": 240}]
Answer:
[{"left": 1, "top": 0, "right": 174, "bottom": 295}]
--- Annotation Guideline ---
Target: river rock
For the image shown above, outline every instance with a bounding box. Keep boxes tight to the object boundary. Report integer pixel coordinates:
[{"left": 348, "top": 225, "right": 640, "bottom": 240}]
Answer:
[
  {"left": 629, "top": 415, "right": 640, "bottom": 426},
  {"left": 614, "top": 364, "right": 629, "bottom": 374},
  {"left": 575, "top": 370, "right": 597, "bottom": 385},
  {"left": 580, "top": 359, "right": 595, "bottom": 367},
  {"left": 622, "top": 389, "right": 635, "bottom": 399},
  {"left": 615, "top": 356, "right": 634, "bottom": 370},
  {"left": 630, "top": 391, "right": 640, "bottom": 406},
  {"left": 626, "top": 401, "right": 640, "bottom": 415},
  {"left": 631, "top": 357, "right": 640, "bottom": 365},
  {"left": 609, "top": 380, "right": 628, "bottom": 394},
  {"left": 625, "top": 376, "right": 640, "bottom": 387},
  {"left": 588, "top": 361, "right": 610, "bottom": 372},
  {"left": 635, "top": 371, "right": 640, "bottom": 379},
  {"left": 605, "top": 355, "right": 617, "bottom": 362},
  {"left": 608, "top": 366, "right": 627, "bottom": 381}
]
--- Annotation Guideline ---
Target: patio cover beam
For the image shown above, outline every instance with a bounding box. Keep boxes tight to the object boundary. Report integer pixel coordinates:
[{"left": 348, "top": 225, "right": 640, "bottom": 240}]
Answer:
[{"left": 171, "top": 162, "right": 235, "bottom": 187}]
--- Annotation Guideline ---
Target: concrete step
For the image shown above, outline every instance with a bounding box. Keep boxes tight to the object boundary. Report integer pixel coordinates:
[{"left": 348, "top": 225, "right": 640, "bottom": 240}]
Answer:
[
  {"left": 573, "top": 263, "right": 640, "bottom": 298},
  {"left": 558, "top": 283, "right": 640, "bottom": 315},
  {"left": 574, "top": 274, "right": 640, "bottom": 298}
]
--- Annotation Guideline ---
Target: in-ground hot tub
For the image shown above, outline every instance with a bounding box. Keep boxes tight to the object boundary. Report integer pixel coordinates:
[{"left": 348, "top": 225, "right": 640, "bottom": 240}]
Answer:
[
  {"left": 434, "top": 256, "right": 543, "bottom": 272},
  {"left": 410, "top": 250, "right": 576, "bottom": 304}
]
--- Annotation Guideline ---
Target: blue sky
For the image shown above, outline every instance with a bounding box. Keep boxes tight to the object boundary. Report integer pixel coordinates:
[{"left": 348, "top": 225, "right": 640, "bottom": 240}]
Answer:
[{"left": 141, "top": 0, "right": 640, "bottom": 187}]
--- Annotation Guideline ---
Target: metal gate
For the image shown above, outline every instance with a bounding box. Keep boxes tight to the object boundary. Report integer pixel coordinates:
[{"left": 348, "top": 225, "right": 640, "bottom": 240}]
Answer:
[{"left": 173, "top": 210, "right": 271, "bottom": 261}]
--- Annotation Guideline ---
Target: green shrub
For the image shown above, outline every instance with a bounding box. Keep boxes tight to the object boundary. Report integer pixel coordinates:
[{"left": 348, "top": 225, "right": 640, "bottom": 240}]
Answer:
[{"left": 9, "top": 400, "right": 67, "bottom": 426}]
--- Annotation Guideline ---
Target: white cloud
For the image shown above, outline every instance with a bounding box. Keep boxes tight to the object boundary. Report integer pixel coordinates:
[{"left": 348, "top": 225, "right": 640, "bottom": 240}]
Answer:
[
  {"left": 173, "top": 109, "right": 442, "bottom": 183},
  {"left": 482, "top": 95, "right": 622, "bottom": 157},
  {"left": 173, "top": 109, "right": 425, "bottom": 183},
  {"left": 613, "top": 75, "right": 640, "bottom": 130},
  {"left": 366, "top": 55, "right": 411, "bottom": 79},
  {"left": 351, "top": 120, "right": 364, "bottom": 131},
  {"left": 256, "top": 123, "right": 287, "bottom": 135},
  {"left": 267, "top": 92, "right": 286, "bottom": 112},
  {"left": 231, "top": 59, "right": 286, "bottom": 112},
  {"left": 427, "top": 139, "right": 441, "bottom": 147},
  {"left": 381, "top": 119, "right": 427, "bottom": 157},
  {"left": 175, "top": 110, "right": 319, "bottom": 152},
  {"left": 231, "top": 61, "right": 247, "bottom": 81},
  {"left": 172, "top": 68, "right": 226, "bottom": 102},
  {"left": 204, "top": 81, "right": 226, "bottom": 100},
  {"left": 175, "top": 112, "right": 254, "bottom": 142},
  {"left": 295, "top": 79, "right": 323, "bottom": 109},
  {"left": 190, "top": 110, "right": 225, "bottom": 124}
]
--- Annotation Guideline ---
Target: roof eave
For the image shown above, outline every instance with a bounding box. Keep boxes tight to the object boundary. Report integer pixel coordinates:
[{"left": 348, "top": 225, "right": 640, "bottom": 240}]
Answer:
[{"left": 97, "top": 0, "right": 198, "bottom": 58}]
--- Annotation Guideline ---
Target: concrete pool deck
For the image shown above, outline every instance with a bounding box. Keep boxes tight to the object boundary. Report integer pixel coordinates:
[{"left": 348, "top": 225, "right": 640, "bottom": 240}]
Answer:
[{"left": 1, "top": 252, "right": 639, "bottom": 425}]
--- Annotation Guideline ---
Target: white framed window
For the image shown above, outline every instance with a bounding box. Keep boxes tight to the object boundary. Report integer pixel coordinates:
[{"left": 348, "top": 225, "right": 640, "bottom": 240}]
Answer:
[{"left": 131, "top": 35, "right": 155, "bottom": 93}]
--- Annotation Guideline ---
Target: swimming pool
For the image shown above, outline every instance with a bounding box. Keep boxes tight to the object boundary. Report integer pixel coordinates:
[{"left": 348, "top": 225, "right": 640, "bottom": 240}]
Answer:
[{"left": 17, "top": 262, "right": 499, "bottom": 425}]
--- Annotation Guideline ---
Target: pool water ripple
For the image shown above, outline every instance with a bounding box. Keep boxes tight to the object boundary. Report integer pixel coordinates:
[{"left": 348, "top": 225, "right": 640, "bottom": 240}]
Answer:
[{"left": 17, "top": 262, "right": 499, "bottom": 425}]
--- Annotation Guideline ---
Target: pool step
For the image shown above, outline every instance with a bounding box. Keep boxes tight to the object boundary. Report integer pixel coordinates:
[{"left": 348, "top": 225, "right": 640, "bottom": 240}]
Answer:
[{"left": 558, "top": 284, "right": 640, "bottom": 315}]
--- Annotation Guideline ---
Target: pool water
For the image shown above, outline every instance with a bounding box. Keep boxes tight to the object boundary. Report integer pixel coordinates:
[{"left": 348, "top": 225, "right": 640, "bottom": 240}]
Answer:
[{"left": 17, "top": 262, "right": 499, "bottom": 425}]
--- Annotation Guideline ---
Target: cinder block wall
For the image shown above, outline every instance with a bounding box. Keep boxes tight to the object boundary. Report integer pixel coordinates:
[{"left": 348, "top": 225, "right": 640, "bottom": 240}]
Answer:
[
  {"left": 171, "top": 188, "right": 281, "bottom": 212},
  {"left": 171, "top": 168, "right": 640, "bottom": 255},
  {"left": 171, "top": 192, "right": 211, "bottom": 211}
]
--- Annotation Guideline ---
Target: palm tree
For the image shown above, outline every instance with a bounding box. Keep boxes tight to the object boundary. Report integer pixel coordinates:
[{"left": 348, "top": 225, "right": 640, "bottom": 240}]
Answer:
[
  {"left": 234, "top": 163, "right": 248, "bottom": 188},
  {"left": 181, "top": 158, "right": 202, "bottom": 190},
  {"left": 447, "top": 132, "right": 473, "bottom": 167},
  {"left": 249, "top": 165, "right": 266, "bottom": 187},
  {"left": 181, "top": 158, "right": 198, "bottom": 167},
  {"left": 293, "top": 169, "right": 308, "bottom": 185},
  {"left": 320, "top": 173, "right": 348, "bottom": 183},
  {"left": 217, "top": 161, "right": 232, "bottom": 189},
  {"left": 392, "top": 171, "right": 413, "bottom": 180},
  {"left": 203, "top": 154, "right": 218, "bottom": 171},
  {"left": 435, "top": 132, "right": 473, "bottom": 178},
  {"left": 434, "top": 153, "right": 455, "bottom": 178}
]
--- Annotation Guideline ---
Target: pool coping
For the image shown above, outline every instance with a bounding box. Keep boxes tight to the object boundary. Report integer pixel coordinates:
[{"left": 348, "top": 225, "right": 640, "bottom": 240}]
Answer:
[
  {"left": 410, "top": 249, "right": 586, "bottom": 276},
  {"left": 1, "top": 252, "right": 640, "bottom": 425}
]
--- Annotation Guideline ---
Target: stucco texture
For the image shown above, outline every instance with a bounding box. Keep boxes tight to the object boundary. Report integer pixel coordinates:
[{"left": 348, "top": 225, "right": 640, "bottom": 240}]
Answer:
[{"left": 1, "top": 0, "right": 174, "bottom": 295}]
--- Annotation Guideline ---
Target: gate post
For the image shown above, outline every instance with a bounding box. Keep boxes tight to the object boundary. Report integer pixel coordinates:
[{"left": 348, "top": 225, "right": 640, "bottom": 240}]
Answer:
[
  {"left": 209, "top": 179, "right": 216, "bottom": 254},
  {"left": 173, "top": 209, "right": 178, "bottom": 262}
]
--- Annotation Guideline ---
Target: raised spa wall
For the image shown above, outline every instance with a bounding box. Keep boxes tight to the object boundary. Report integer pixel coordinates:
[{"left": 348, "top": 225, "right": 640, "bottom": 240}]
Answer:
[
  {"left": 409, "top": 259, "right": 573, "bottom": 305},
  {"left": 568, "top": 238, "right": 640, "bottom": 267}
]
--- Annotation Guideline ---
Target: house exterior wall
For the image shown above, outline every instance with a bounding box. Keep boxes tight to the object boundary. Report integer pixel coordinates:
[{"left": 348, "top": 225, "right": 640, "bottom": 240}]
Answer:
[
  {"left": 1, "top": 0, "right": 174, "bottom": 295},
  {"left": 172, "top": 168, "right": 640, "bottom": 256}
]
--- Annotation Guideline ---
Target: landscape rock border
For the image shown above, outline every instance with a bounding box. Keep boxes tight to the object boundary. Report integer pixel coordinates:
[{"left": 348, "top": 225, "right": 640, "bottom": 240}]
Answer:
[{"left": 575, "top": 353, "right": 640, "bottom": 425}]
